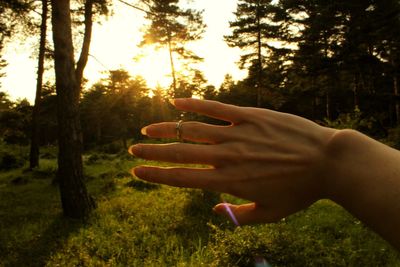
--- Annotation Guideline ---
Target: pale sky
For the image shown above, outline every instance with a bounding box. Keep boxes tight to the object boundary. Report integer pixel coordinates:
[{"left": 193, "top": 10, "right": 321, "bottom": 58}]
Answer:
[{"left": 1, "top": 0, "right": 246, "bottom": 103}]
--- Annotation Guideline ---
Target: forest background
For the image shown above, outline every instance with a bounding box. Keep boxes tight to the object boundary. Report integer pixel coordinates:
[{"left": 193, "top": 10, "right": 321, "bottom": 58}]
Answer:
[{"left": 2, "top": 0, "right": 400, "bottom": 152}]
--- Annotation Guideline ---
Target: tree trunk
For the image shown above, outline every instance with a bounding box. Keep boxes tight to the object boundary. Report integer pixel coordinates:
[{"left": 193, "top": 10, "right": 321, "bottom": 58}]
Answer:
[
  {"left": 51, "top": 0, "right": 95, "bottom": 219},
  {"left": 256, "top": 0, "right": 262, "bottom": 108},
  {"left": 167, "top": 29, "right": 177, "bottom": 95},
  {"left": 95, "top": 119, "right": 101, "bottom": 144},
  {"left": 75, "top": 0, "right": 93, "bottom": 88},
  {"left": 353, "top": 73, "right": 359, "bottom": 110},
  {"left": 326, "top": 91, "right": 331, "bottom": 120},
  {"left": 394, "top": 74, "right": 400, "bottom": 125},
  {"left": 30, "top": 0, "right": 48, "bottom": 169}
]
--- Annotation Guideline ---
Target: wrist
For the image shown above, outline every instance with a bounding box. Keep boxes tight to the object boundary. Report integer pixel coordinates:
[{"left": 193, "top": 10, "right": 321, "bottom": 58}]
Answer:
[{"left": 320, "top": 129, "right": 359, "bottom": 202}]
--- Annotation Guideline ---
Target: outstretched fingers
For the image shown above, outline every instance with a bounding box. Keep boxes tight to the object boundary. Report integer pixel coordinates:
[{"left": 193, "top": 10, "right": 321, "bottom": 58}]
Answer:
[
  {"left": 132, "top": 166, "right": 223, "bottom": 191},
  {"left": 171, "top": 98, "right": 247, "bottom": 124},
  {"left": 142, "top": 121, "right": 232, "bottom": 144},
  {"left": 129, "top": 143, "right": 224, "bottom": 165}
]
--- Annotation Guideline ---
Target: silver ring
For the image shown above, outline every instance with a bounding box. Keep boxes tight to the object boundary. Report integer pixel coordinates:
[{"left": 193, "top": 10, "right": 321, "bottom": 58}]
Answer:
[{"left": 176, "top": 120, "right": 184, "bottom": 141}]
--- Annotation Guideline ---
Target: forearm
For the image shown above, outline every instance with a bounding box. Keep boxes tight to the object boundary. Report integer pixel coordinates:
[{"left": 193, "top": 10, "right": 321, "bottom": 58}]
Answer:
[{"left": 325, "top": 129, "right": 400, "bottom": 249}]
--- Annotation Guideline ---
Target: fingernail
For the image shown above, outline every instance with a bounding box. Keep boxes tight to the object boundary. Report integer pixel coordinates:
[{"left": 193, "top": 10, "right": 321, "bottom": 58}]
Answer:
[
  {"left": 128, "top": 145, "right": 142, "bottom": 157},
  {"left": 213, "top": 204, "right": 224, "bottom": 213},
  {"left": 141, "top": 126, "right": 148, "bottom": 135}
]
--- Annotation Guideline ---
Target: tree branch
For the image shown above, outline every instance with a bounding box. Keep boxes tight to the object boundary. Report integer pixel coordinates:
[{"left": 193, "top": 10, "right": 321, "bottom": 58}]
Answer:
[{"left": 75, "top": 0, "right": 94, "bottom": 92}]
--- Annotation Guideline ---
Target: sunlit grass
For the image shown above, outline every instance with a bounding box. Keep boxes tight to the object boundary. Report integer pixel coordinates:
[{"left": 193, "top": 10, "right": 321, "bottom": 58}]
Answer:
[{"left": 0, "top": 150, "right": 399, "bottom": 266}]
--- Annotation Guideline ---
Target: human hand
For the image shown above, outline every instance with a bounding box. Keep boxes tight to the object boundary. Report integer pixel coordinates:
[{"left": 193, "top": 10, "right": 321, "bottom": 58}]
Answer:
[{"left": 129, "top": 98, "right": 337, "bottom": 225}]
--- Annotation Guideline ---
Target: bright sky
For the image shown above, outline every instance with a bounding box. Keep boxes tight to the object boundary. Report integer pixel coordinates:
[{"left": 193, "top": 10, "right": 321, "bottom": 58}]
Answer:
[{"left": 1, "top": 0, "right": 246, "bottom": 103}]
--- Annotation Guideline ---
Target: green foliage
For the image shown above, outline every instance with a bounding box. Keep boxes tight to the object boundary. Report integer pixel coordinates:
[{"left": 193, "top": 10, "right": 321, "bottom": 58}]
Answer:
[
  {"left": 0, "top": 141, "right": 27, "bottom": 170},
  {"left": 31, "top": 159, "right": 57, "bottom": 179},
  {"left": 0, "top": 152, "right": 24, "bottom": 170},
  {"left": 386, "top": 125, "right": 400, "bottom": 149},
  {"left": 225, "top": 0, "right": 277, "bottom": 69},
  {"left": 140, "top": 0, "right": 205, "bottom": 97},
  {"left": 0, "top": 98, "right": 32, "bottom": 145},
  {"left": 99, "top": 142, "right": 124, "bottom": 154},
  {"left": 208, "top": 201, "right": 400, "bottom": 267},
  {"left": 140, "top": 0, "right": 205, "bottom": 48},
  {"left": 125, "top": 178, "right": 160, "bottom": 191},
  {"left": 323, "top": 108, "right": 376, "bottom": 131}
]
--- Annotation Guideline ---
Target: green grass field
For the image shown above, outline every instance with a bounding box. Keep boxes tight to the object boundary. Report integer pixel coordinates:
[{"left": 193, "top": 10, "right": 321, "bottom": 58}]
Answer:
[{"left": 0, "top": 148, "right": 399, "bottom": 266}]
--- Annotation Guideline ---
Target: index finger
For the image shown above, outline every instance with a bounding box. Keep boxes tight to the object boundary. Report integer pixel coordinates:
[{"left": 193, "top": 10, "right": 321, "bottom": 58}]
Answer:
[{"left": 171, "top": 98, "right": 246, "bottom": 124}]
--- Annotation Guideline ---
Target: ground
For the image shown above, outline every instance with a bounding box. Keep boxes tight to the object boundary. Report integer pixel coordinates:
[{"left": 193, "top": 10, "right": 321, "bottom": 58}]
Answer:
[{"left": 0, "top": 147, "right": 399, "bottom": 266}]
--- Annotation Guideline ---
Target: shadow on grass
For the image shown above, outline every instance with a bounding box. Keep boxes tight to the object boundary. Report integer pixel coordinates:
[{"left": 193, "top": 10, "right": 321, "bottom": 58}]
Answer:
[
  {"left": 0, "top": 170, "right": 88, "bottom": 267},
  {"left": 173, "top": 190, "right": 233, "bottom": 250},
  {"left": 7, "top": 215, "right": 85, "bottom": 267},
  {"left": 125, "top": 179, "right": 160, "bottom": 191}
]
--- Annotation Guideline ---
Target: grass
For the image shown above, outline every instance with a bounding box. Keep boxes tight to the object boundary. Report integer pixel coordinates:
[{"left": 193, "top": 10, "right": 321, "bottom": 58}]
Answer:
[{"left": 0, "top": 148, "right": 399, "bottom": 266}]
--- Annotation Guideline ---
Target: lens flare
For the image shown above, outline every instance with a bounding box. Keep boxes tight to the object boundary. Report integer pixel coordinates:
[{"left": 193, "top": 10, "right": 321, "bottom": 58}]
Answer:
[{"left": 223, "top": 203, "right": 240, "bottom": 226}]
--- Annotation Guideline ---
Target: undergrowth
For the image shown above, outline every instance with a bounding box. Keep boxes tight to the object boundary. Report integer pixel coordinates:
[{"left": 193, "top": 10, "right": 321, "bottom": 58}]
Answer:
[{"left": 0, "top": 150, "right": 399, "bottom": 266}]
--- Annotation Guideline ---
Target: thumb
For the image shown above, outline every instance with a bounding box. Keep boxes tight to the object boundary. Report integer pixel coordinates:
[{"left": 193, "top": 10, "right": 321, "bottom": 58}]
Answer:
[{"left": 213, "top": 202, "right": 278, "bottom": 225}]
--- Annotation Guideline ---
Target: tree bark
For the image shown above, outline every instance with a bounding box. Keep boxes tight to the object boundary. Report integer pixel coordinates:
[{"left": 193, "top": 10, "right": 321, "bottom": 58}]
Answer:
[
  {"left": 394, "top": 74, "right": 400, "bottom": 126},
  {"left": 167, "top": 29, "right": 177, "bottom": 94},
  {"left": 256, "top": 0, "right": 263, "bottom": 107},
  {"left": 30, "top": 0, "right": 48, "bottom": 169},
  {"left": 353, "top": 73, "right": 359, "bottom": 110},
  {"left": 326, "top": 91, "right": 331, "bottom": 120},
  {"left": 75, "top": 0, "right": 93, "bottom": 89},
  {"left": 51, "top": 0, "right": 95, "bottom": 219}
]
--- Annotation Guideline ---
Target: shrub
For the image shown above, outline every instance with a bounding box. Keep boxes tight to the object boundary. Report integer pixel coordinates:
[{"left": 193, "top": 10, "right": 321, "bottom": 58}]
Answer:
[
  {"left": 387, "top": 125, "right": 400, "bottom": 149},
  {"left": 32, "top": 168, "right": 56, "bottom": 180},
  {"left": 0, "top": 152, "right": 24, "bottom": 170},
  {"left": 208, "top": 225, "right": 274, "bottom": 267},
  {"left": 100, "top": 142, "right": 124, "bottom": 154},
  {"left": 41, "top": 152, "right": 56, "bottom": 159},
  {"left": 87, "top": 153, "right": 101, "bottom": 165},
  {"left": 125, "top": 179, "right": 160, "bottom": 191},
  {"left": 86, "top": 153, "right": 115, "bottom": 165},
  {"left": 324, "top": 108, "right": 376, "bottom": 132}
]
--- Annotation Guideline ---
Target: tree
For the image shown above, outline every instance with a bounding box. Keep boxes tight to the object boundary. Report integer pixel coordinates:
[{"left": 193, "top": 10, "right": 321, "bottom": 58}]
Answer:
[
  {"left": 371, "top": 0, "right": 400, "bottom": 125},
  {"left": 225, "top": 0, "right": 278, "bottom": 107},
  {"left": 140, "top": 0, "right": 205, "bottom": 96},
  {"left": 80, "top": 83, "right": 108, "bottom": 146},
  {"left": 103, "top": 70, "right": 148, "bottom": 146},
  {"left": 50, "top": 0, "right": 101, "bottom": 219},
  {"left": 81, "top": 70, "right": 149, "bottom": 147},
  {"left": 0, "top": 98, "right": 32, "bottom": 145},
  {"left": 30, "top": 0, "right": 49, "bottom": 169}
]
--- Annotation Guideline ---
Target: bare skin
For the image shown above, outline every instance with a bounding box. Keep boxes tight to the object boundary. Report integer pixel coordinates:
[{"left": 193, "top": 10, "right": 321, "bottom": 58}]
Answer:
[{"left": 129, "top": 98, "right": 400, "bottom": 250}]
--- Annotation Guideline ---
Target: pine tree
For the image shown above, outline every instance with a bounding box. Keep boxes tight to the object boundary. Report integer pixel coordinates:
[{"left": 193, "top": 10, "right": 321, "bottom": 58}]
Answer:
[
  {"left": 140, "top": 0, "right": 205, "bottom": 96},
  {"left": 50, "top": 0, "right": 112, "bottom": 219},
  {"left": 225, "top": 0, "right": 278, "bottom": 107},
  {"left": 30, "top": 0, "right": 48, "bottom": 169}
]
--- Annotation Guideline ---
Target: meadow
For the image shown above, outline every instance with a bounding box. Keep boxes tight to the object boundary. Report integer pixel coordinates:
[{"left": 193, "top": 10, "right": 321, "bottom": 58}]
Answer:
[{"left": 0, "top": 143, "right": 400, "bottom": 267}]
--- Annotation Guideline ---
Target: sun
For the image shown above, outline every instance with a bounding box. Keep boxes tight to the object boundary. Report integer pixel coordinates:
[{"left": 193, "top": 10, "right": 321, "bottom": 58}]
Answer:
[{"left": 127, "top": 47, "right": 175, "bottom": 89}]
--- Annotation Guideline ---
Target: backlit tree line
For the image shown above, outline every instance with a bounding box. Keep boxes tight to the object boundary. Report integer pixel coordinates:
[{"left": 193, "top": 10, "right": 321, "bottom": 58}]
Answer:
[{"left": 1, "top": 0, "right": 400, "bottom": 218}]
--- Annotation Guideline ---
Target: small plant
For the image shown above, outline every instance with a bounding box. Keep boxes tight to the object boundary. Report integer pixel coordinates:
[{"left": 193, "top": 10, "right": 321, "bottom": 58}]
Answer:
[
  {"left": 32, "top": 165, "right": 57, "bottom": 177},
  {"left": 387, "top": 125, "right": 400, "bottom": 149},
  {"left": 87, "top": 153, "right": 101, "bottom": 165},
  {"left": 0, "top": 152, "right": 24, "bottom": 170},
  {"left": 100, "top": 142, "right": 123, "bottom": 154},
  {"left": 125, "top": 178, "right": 160, "bottom": 191},
  {"left": 324, "top": 108, "right": 375, "bottom": 131}
]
